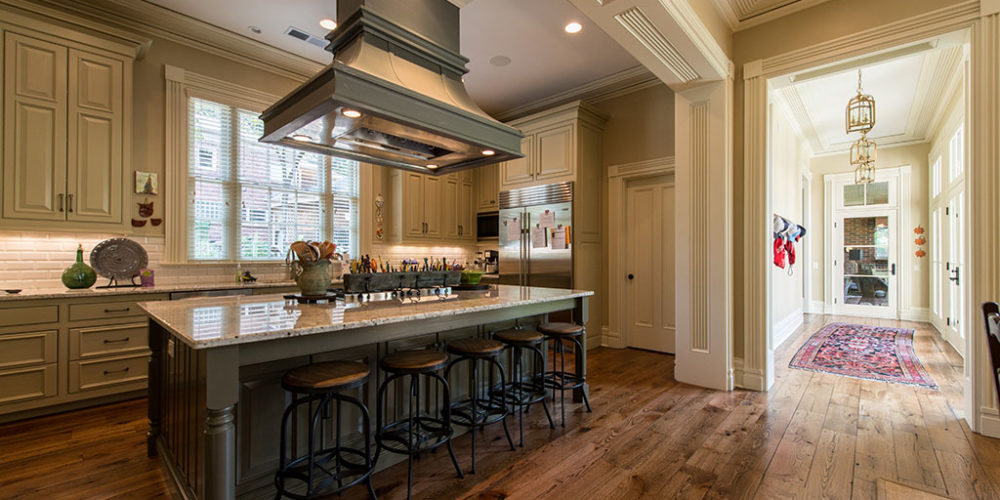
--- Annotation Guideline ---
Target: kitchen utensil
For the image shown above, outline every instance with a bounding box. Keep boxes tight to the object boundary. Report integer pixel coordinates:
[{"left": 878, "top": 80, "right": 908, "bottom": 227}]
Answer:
[
  {"left": 90, "top": 238, "right": 148, "bottom": 286},
  {"left": 62, "top": 244, "right": 97, "bottom": 289}
]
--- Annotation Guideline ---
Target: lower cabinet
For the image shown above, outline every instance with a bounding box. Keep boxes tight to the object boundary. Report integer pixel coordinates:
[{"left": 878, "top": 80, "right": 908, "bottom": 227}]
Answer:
[{"left": 0, "top": 364, "right": 57, "bottom": 406}]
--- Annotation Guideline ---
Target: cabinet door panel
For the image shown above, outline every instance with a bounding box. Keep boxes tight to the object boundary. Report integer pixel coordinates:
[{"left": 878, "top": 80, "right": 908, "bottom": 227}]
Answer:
[
  {"left": 68, "top": 50, "right": 122, "bottom": 222},
  {"left": 476, "top": 163, "right": 498, "bottom": 211},
  {"left": 535, "top": 124, "right": 574, "bottom": 181},
  {"left": 443, "top": 177, "right": 459, "bottom": 239},
  {"left": 500, "top": 136, "right": 534, "bottom": 187},
  {"left": 423, "top": 176, "right": 442, "bottom": 237},
  {"left": 460, "top": 180, "right": 475, "bottom": 240},
  {"left": 3, "top": 33, "right": 68, "bottom": 221},
  {"left": 403, "top": 173, "right": 425, "bottom": 238}
]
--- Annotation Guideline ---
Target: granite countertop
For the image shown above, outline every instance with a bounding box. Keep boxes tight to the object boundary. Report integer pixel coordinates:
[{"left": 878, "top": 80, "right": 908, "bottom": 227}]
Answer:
[
  {"left": 138, "top": 285, "right": 593, "bottom": 349},
  {"left": 0, "top": 281, "right": 304, "bottom": 302}
]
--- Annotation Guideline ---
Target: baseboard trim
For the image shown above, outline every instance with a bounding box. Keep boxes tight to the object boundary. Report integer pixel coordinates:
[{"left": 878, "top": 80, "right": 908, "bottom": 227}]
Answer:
[
  {"left": 900, "top": 307, "right": 931, "bottom": 322},
  {"left": 979, "top": 406, "right": 1000, "bottom": 438},
  {"left": 733, "top": 357, "right": 767, "bottom": 391},
  {"left": 807, "top": 300, "right": 825, "bottom": 314},
  {"left": 772, "top": 308, "right": 804, "bottom": 349}
]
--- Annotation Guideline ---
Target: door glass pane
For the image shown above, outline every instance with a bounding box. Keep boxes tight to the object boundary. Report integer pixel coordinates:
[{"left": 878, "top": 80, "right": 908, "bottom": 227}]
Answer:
[
  {"left": 843, "top": 184, "right": 865, "bottom": 206},
  {"left": 866, "top": 181, "right": 889, "bottom": 205},
  {"left": 843, "top": 216, "right": 889, "bottom": 306}
]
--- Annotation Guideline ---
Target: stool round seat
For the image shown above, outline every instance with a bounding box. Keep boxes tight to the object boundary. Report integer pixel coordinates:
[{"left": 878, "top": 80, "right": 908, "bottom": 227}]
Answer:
[
  {"left": 538, "top": 322, "right": 584, "bottom": 337},
  {"left": 447, "top": 338, "right": 504, "bottom": 356},
  {"left": 381, "top": 350, "right": 448, "bottom": 374},
  {"left": 494, "top": 329, "right": 544, "bottom": 345},
  {"left": 281, "top": 361, "right": 370, "bottom": 393}
]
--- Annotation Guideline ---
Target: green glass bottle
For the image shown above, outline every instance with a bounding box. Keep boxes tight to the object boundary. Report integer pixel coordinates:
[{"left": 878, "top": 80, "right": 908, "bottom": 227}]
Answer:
[{"left": 62, "top": 244, "right": 97, "bottom": 289}]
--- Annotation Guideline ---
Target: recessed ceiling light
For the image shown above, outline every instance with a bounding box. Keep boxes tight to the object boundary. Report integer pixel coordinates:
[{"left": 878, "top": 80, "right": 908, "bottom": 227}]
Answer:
[
  {"left": 482, "top": 149, "right": 495, "bottom": 156},
  {"left": 489, "top": 55, "right": 512, "bottom": 67},
  {"left": 248, "top": 25, "right": 262, "bottom": 34},
  {"left": 319, "top": 18, "right": 337, "bottom": 30},
  {"left": 291, "top": 134, "right": 313, "bottom": 142},
  {"left": 426, "top": 164, "right": 439, "bottom": 169},
  {"left": 564, "top": 22, "right": 582, "bottom": 34},
  {"left": 342, "top": 109, "right": 362, "bottom": 118}
]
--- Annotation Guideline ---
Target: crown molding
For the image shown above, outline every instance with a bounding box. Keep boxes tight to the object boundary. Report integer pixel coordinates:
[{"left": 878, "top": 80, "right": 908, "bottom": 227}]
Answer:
[
  {"left": 711, "top": 0, "right": 834, "bottom": 32},
  {"left": 0, "top": 0, "right": 151, "bottom": 57},
  {"left": 607, "top": 156, "right": 675, "bottom": 178},
  {"left": 492, "top": 66, "right": 661, "bottom": 122},
  {"left": 10, "top": 0, "right": 323, "bottom": 82}
]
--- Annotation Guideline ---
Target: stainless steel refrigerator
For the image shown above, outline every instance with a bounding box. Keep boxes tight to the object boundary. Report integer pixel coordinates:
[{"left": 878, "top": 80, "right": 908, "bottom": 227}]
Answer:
[{"left": 499, "top": 182, "right": 573, "bottom": 288}]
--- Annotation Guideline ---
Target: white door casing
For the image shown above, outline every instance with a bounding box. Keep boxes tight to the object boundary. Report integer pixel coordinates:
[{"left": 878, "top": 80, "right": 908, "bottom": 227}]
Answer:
[
  {"left": 675, "top": 79, "right": 734, "bottom": 391},
  {"left": 625, "top": 175, "right": 676, "bottom": 353}
]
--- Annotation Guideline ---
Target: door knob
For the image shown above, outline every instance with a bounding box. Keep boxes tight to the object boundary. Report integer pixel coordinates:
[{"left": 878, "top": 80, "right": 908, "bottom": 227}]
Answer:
[
  {"left": 627, "top": 274, "right": 634, "bottom": 280},
  {"left": 949, "top": 267, "right": 960, "bottom": 285}
]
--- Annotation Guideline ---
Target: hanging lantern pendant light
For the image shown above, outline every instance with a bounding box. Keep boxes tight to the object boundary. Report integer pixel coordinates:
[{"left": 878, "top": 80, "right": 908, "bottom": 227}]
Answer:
[{"left": 846, "top": 69, "right": 877, "bottom": 184}]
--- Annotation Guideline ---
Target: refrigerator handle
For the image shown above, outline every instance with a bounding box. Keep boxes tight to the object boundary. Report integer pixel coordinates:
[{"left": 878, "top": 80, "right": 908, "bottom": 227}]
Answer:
[{"left": 522, "top": 209, "right": 530, "bottom": 286}]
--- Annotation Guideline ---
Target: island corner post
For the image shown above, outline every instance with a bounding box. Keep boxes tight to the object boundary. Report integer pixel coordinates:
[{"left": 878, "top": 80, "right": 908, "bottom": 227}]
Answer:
[{"left": 144, "top": 288, "right": 590, "bottom": 500}]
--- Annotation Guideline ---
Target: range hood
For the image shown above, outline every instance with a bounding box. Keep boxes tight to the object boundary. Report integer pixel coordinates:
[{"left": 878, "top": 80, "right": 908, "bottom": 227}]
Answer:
[{"left": 260, "top": 0, "right": 523, "bottom": 175}]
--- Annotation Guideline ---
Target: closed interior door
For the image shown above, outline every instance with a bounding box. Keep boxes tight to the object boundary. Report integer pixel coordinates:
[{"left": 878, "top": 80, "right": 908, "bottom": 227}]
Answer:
[
  {"left": 625, "top": 175, "right": 675, "bottom": 353},
  {"left": 943, "top": 188, "right": 965, "bottom": 355},
  {"left": 835, "top": 211, "right": 898, "bottom": 318}
]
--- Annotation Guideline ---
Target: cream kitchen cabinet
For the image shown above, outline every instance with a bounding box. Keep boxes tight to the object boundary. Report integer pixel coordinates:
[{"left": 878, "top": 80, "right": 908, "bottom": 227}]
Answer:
[
  {"left": 498, "top": 102, "right": 604, "bottom": 191},
  {"left": 475, "top": 162, "right": 499, "bottom": 212},
  {"left": 1, "top": 22, "right": 135, "bottom": 230},
  {"left": 391, "top": 170, "right": 475, "bottom": 243}
]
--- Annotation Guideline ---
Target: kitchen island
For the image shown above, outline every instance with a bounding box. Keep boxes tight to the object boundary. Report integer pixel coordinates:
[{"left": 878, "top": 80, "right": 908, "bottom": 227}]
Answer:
[{"left": 138, "top": 285, "right": 592, "bottom": 500}]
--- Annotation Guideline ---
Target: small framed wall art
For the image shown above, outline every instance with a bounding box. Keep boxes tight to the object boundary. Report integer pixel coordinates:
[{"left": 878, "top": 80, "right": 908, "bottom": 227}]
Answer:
[{"left": 135, "top": 171, "right": 159, "bottom": 195}]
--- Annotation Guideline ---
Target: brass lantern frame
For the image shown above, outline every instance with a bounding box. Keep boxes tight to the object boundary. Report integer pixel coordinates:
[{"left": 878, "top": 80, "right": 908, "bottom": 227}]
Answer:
[{"left": 845, "top": 70, "right": 876, "bottom": 134}]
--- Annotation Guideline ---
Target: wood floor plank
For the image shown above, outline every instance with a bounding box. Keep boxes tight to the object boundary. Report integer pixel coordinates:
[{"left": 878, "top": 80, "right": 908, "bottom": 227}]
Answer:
[{"left": 804, "top": 429, "right": 857, "bottom": 500}]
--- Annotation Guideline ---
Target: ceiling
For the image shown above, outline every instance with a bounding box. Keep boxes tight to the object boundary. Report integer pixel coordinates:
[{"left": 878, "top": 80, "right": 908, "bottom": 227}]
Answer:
[
  {"left": 144, "top": 0, "right": 640, "bottom": 116},
  {"left": 711, "top": 0, "right": 832, "bottom": 30},
  {"left": 770, "top": 40, "right": 965, "bottom": 155}
]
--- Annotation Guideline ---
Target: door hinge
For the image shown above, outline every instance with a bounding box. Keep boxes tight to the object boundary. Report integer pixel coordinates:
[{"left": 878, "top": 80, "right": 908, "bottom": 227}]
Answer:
[
  {"left": 946, "top": 262, "right": 951, "bottom": 271},
  {"left": 834, "top": 222, "right": 837, "bottom": 229},
  {"left": 946, "top": 207, "right": 950, "bottom": 215},
  {"left": 834, "top": 298, "right": 837, "bottom": 304},
  {"left": 946, "top": 317, "right": 951, "bottom": 326}
]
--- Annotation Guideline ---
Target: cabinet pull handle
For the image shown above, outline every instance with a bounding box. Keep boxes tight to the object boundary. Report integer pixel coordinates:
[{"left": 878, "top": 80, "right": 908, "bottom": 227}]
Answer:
[
  {"left": 67, "top": 194, "right": 73, "bottom": 213},
  {"left": 103, "top": 367, "right": 130, "bottom": 375},
  {"left": 103, "top": 337, "right": 130, "bottom": 344},
  {"left": 58, "top": 194, "right": 64, "bottom": 212},
  {"left": 458, "top": 225, "right": 463, "bottom": 236},
  {"left": 104, "top": 307, "right": 131, "bottom": 313}
]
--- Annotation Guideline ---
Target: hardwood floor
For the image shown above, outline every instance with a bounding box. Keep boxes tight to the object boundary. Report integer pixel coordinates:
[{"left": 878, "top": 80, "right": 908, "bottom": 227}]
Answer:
[{"left": 1, "top": 314, "right": 998, "bottom": 499}]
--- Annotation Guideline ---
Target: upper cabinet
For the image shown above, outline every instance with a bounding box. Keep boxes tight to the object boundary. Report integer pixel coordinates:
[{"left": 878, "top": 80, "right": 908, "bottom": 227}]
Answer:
[
  {"left": 475, "top": 163, "right": 499, "bottom": 212},
  {"left": 1, "top": 20, "right": 136, "bottom": 230},
  {"left": 498, "top": 102, "right": 606, "bottom": 191},
  {"left": 391, "top": 170, "right": 474, "bottom": 244}
]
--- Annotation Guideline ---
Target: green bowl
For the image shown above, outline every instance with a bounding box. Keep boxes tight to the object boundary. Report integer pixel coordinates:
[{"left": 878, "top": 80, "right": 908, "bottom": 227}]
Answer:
[{"left": 460, "top": 270, "right": 484, "bottom": 285}]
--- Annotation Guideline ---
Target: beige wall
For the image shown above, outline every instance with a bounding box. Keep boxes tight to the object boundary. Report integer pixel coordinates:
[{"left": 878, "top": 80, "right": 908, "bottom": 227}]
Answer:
[
  {"left": 591, "top": 83, "right": 676, "bottom": 335},
  {"left": 769, "top": 101, "right": 811, "bottom": 336},
  {"left": 685, "top": 0, "right": 733, "bottom": 58},
  {"left": 808, "top": 143, "right": 931, "bottom": 311},
  {"left": 729, "top": 0, "right": 967, "bottom": 358}
]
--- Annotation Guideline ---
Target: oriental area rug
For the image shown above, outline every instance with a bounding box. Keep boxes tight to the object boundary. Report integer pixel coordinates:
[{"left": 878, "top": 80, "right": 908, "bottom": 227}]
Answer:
[{"left": 789, "top": 322, "right": 938, "bottom": 389}]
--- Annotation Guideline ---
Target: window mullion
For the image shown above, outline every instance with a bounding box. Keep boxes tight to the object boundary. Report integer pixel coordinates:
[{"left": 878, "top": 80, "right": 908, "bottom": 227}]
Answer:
[{"left": 229, "top": 105, "right": 241, "bottom": 262}]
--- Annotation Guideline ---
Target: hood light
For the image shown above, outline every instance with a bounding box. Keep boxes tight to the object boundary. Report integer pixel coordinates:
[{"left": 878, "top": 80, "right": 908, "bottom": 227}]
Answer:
[
  {"left": 291, "top": 134, "right": 314, "bottom": 142},
  {"left": 426, "top": 164, "right": 439, "bottom": 170},
  {"left": 565, "top": 22, "right": 582, "bottom": 34},
  {"left": 319, "top": 18, "right": 337, "bottom": 30},
  {"left": 342, "top": 109, "right": 362, "bottom": 118},
  {"left": 482, "top": 149, "right": 495, "bottom": 156}
]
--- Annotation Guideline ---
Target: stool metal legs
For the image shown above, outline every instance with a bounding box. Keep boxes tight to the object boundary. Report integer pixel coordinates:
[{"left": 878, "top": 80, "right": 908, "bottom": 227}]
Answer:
[
  {"left": 502, "top": 343, "right": 554, "bottom": 446},
  {"left": 546, "top": 335, "right": 592, "bottom": 428},
  {"left": 275, "top": 392, "right": 376, "bottom": 499},
  {"left": 374, "top": 371, "right": 463, "bottom": 500},
  {"left": 445, "top": 355, "right": 516, "bottom": 474}
]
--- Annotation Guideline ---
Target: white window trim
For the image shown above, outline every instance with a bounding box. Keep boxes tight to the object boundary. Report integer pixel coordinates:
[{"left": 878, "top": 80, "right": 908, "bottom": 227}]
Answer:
[{"left": 164, "top": 65, "right": 295, "bottom": 263}]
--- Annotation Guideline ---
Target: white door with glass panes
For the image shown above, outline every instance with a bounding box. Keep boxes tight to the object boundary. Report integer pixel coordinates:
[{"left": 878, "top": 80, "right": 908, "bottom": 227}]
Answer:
[
  {"left": 828, "top": 173, "right": 900, "bottom": 318},
  {"left": 929, "top": 124, "right": 967, "bottom": 355}
]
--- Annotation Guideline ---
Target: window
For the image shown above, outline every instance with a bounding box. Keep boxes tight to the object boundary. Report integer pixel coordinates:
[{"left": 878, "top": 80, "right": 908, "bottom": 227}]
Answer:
[
  {"left": 187, "top": 97, "right": 358, "bottom": 261},
  {"left": 949, "top": 125, "right": 964, "bottom": 182},
  {"left": 841, "top": 181, "right": 889, "bottom": 207},
  {"left": 931, "top": 155, "right": 942, "bottom": 197}
]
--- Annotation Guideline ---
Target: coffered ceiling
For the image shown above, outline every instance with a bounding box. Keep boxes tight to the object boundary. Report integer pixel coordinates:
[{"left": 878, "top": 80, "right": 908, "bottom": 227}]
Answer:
[{"left": 770, "top": 39, "right": 966, "bottom": 155}]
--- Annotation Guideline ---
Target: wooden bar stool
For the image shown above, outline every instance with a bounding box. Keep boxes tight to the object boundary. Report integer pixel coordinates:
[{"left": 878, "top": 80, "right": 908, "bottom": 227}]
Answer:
[
  {"left": 374, "top": 350, "right": 463, "bottom": 500},
  {"left": 492, "top": 328, "right": 555, "bottom": 446},
  {"left": 275, "top": 361, "right": 376, "bottom": 499},
  {"left": 444, "top": 338, "right": 516, "bottom": 474},
  {"left": 538, "top": 322, "right": 592, "bottom": 427}
]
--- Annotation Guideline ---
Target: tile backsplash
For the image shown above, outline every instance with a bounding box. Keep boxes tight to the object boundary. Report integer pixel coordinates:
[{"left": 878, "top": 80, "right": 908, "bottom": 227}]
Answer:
[{"left": 0, "top": 231, "right": 479, "bottom": 289}]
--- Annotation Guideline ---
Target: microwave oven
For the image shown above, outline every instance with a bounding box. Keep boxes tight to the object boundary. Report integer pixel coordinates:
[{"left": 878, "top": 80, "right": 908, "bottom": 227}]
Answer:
[{"left": 476, "top": 212, "right": 498, "bottom": 240}]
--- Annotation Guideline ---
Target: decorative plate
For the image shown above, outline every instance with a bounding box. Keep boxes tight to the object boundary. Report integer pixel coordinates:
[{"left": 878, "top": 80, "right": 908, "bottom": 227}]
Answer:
[{"left": 90, "top": 238, "right": 148, "bottom": 281}]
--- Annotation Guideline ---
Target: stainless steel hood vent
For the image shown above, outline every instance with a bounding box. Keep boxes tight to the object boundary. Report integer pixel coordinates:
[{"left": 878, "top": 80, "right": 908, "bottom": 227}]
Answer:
[{"left": 260, "top": 0, "right": 523, "bottom": 175}]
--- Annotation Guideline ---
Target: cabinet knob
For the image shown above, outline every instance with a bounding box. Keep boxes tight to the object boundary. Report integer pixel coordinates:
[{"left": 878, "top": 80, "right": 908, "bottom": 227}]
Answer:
[{"left": 627, "top": 274, "right": 634, "bottom": 280}]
